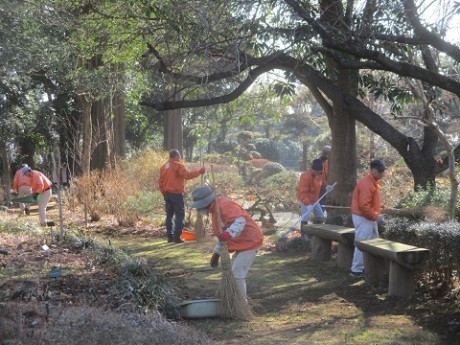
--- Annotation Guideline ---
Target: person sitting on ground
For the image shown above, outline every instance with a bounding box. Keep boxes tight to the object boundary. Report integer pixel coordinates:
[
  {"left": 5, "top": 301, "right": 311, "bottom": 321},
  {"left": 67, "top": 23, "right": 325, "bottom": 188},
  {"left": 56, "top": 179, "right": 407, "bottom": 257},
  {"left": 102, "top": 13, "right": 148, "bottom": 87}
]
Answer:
[
  {"left": 349, "top": 159, "right": 387, "bottom": 278},
  {"left": 22, "top": 166, "right": 53, "bottom": 227},
  {"left": 296, "top": 159, "right": 332, "bottom": 224},
  {"left": 159, "top": 149, "right": 205, "bottom": 243},
  {"left": 12, "top": 163, "right": 32, "bottom": 216},
  {"left": 190, "top": 185, "right": 264, "bottom": 301}
]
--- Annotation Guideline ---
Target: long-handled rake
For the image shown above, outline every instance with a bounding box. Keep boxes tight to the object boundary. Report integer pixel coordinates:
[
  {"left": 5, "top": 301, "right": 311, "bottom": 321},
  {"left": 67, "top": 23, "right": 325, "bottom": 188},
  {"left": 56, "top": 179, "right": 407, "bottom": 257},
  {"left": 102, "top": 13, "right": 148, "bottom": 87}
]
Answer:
[{"left": 277, "top": 182, "right": 337, "bottom": 241}]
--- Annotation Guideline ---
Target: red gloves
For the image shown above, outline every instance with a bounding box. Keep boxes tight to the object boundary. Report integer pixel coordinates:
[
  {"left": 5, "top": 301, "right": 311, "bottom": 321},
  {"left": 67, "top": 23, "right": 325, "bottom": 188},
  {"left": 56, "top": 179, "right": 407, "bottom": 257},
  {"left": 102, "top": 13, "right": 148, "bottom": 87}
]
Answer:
[
  {"left": 210, "top": 253, "right": 220, "bottom": 268},
  {"left": 199, "top": 166, "right": 206, "bottom": 174},
  {"left": 219, "top": 231, "right": 231, "bottom": 242}
]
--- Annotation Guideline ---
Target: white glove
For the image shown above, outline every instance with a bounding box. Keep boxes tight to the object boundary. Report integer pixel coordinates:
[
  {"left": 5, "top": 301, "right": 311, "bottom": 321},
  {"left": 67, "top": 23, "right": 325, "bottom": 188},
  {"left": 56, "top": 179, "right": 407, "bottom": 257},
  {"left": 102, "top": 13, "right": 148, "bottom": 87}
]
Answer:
[
  {"left": 377, "top": 214, "right": 386, "bottom": 225},
  {"left": 325, "top": 185, "right": 334, "bottom": 192},
  {"left": 10, "top": 189, "right": 16, "bottom": 194}
]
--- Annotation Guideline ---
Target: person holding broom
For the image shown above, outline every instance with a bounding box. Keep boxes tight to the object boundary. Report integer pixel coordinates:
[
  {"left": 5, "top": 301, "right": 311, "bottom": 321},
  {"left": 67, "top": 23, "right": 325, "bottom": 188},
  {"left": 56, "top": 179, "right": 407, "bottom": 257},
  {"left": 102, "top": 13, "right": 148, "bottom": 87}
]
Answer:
[
  {"left": 297, "top": 159, "right": 333, "bottom": 224},
  {"left": 349, "top": 159, "right": 386, "bottom": 278},
  {"left": 12, "top": 164, "right": 32, "bottom": 216},
  {"left": 190, "top": 185, "right": 263, "bottom": 301},
  {"left": 159, "top": 149, "right": 205, "bottom": 243},
  {"left": 22, "top": 166, "right": 53, "bottom": 227}
]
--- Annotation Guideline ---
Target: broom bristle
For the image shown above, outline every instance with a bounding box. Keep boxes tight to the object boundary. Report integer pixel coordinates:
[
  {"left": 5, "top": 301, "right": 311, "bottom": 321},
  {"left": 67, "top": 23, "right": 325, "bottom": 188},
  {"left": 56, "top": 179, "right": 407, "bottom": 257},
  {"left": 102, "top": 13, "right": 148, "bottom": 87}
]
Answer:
[
  {"left": 217, "top": 245, "right": 254, "bottom": 321},
  {"left": 194, "top": 213, "right": 205, "bottom": 240}
]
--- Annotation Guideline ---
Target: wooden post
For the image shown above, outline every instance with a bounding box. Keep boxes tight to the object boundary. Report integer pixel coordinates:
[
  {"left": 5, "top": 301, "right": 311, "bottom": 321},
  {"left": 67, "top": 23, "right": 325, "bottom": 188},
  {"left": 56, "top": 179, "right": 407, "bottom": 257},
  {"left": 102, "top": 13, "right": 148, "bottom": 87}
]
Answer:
[
  {"left": 363, "top": 253, "right": 388, "bottom": 287},
  {"left": 336, "top": 243, "right": 354, "bottom": 269},
  {"left": 388, "top": 261, "right": 415, "bottom": 297},
  {"left": 310, "top": 236, "right": 331, "bottom": 261}
]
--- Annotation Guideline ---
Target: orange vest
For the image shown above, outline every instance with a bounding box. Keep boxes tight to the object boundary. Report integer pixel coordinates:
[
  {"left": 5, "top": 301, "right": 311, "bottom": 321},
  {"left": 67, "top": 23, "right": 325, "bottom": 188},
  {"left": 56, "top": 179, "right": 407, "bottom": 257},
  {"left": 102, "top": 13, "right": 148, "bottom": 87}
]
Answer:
[
  {"left": 296, "top": 168, "right": 326, "bottom": 205},
  {"left": 210, "top": 196, "right": 264, "bottom": 252},
  {"left": 351, "top": 173, "right": 381, "bottom": 221},
  {"left": 30, "top": 171, "right": 53, "bottom": 194},
  {"left": 13, "top": 169, "right": 31, "bottom": 190},
  {"left": 158, "top": 158, "right": 201, "bottom": 194}
]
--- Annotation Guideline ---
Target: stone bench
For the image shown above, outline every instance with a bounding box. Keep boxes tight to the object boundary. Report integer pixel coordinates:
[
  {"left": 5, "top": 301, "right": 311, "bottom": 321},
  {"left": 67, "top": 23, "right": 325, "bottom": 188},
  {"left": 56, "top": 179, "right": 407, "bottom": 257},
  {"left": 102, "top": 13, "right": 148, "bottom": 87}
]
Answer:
[
  {"left": 355, "top": 238, "right": 429, "bottom": 297},
  {"left": 301, "top": 224, "right": 355, "bottom": 269}
]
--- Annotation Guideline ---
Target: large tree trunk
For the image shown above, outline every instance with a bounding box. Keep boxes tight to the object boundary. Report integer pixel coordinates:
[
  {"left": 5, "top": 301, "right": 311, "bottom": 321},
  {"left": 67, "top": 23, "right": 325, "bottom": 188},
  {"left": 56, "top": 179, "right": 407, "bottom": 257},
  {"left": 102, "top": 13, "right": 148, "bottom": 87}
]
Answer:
[
  {"left": 78, "top": 94, "right": 92, "bottom": 175},
  {"left": 163, "top": 83, "right": 183, "bottom": 152},
  {"left": 320, "top": 0, "right": 358, "bottom": 207},
  {"left": 1, "top": 143, "right": 12, "bottom": 205},
  {"left": 113, "top": 88, "right": 126, "bottom": 159}
]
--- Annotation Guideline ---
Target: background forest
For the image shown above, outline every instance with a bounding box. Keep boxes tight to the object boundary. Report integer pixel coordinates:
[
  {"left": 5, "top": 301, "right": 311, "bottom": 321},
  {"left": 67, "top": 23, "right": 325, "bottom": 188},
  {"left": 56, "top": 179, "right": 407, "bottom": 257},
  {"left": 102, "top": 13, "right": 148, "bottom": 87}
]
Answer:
[{"left": 1, "top": 0, "right": 459, "bottom": 203}]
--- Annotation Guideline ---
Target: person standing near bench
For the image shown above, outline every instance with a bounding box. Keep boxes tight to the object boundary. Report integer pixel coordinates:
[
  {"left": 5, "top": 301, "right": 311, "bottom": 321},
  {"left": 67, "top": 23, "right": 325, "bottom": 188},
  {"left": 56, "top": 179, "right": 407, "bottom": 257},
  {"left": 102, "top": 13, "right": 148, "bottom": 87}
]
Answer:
[
  {"left": 12, "top": 164, "right": 32, "bottom": 216},
  {"left": 350, "top": 159, "right": 386, "bottom": 277},
  {"left": 159, "top": 149, "right": 206, "bottom": 243},
  {"left": 22, "top": 166, "right": 53, "bottom": 226},
  {"left": 297, "top": 159, "right": 331, "bottom": 224}
]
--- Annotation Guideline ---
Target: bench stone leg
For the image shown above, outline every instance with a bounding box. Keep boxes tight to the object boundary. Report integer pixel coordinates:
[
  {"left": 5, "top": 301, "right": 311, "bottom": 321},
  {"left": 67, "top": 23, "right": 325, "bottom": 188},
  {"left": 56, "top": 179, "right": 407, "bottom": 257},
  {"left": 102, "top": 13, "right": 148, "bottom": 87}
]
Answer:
[
  {"left": 337, "top": 243, "right": 354, "bottom": 269},
  {"left": 310, "top": 235, "right": 331, "bottom": 261},
  {"left": 388, "top": 261, "right": 415, "bottom": 297},
  {"left": 363, "top": 253, "right": 388, "bottom": 287}
]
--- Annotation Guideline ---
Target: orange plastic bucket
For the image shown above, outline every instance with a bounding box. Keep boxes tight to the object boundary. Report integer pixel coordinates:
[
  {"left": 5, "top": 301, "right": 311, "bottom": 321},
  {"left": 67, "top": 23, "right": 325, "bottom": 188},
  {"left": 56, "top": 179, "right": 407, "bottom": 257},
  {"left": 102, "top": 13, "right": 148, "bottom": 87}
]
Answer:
[{"left": 180, "top": 230, "right": 196, "bottom": 241}]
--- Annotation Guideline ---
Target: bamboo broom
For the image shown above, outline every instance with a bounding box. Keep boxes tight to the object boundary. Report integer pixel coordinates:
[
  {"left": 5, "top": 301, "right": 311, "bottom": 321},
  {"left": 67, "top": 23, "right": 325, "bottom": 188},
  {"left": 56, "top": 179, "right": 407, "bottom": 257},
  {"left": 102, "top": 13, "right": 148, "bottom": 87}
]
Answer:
[{"left": 210, "top": 165, "right": 254, "bottom": 321}]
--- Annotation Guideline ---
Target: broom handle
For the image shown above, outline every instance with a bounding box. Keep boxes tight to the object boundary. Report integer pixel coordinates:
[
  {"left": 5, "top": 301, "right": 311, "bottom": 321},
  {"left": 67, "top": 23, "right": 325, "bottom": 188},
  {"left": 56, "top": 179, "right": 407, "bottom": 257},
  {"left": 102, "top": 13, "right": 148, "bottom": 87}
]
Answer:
[
  {"left": 200, "top": 155, "right": 204, "bottom": 185},
  {"left": 210, "top": 165, "right": 224, "bottom": 235}
]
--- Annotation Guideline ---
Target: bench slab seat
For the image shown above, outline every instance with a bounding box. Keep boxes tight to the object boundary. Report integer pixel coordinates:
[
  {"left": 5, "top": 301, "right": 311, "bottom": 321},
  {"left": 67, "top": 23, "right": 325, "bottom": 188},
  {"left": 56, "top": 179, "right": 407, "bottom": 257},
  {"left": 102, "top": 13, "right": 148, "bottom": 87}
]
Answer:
[
  {"left": 355, "top": 238, "right": 429, "bottom": 297},
  {"left": 302, "top": 224, "right": 355, "bottom": 269}
]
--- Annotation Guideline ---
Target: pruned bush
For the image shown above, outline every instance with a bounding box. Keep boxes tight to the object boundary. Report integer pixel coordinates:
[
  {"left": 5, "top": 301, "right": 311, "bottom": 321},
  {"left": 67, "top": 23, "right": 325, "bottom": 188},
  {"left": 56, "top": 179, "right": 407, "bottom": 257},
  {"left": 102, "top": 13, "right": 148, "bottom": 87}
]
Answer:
[{"left": 383, "top": 217, "right": 460, "bottom": 292}]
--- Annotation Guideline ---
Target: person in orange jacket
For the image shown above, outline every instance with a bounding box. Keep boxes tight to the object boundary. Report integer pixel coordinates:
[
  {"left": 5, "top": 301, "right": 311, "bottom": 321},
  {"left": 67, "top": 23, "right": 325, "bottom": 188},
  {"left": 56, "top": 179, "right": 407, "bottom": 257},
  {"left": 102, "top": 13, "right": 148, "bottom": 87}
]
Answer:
[
  {"left": 190, "top": 185, "right": 264, "bottom": 300},
  {"left": 12, "top": 164, "right": 32, "bottom": 215},
  {"left": 349, "top": 159, "right": 386, "bottom": 278},
  {"left": 159, "top": 149, "right": 205, "bottom": 243},
  {"left": 22, "top": 166, "right": 53, "bottom": 226},
  {"left": 296, "top": 159, "right": 332, "bottom": 224}
]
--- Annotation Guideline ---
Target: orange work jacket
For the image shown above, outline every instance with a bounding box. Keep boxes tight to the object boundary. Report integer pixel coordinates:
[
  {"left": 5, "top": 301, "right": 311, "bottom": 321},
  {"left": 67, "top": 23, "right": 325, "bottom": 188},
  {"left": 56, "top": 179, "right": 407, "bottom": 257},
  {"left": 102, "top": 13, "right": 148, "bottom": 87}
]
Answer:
[
  {"left": 296, "top": 168, "right": 326, "bottom": 206},
  {"left": 158, "top": 158, "right": 201, "bottom": 194},
  {"left": 351, "top": 173, "right": 381, "bottom": 221},
  {"left": 209, "top": 196, "right": 264, "bottom": 253},
  {"left": 13, "top": 169, "right": 31, "bottom": 190},
  {"left": 30, "top": 171, "right": 53, "bottom": 194}
]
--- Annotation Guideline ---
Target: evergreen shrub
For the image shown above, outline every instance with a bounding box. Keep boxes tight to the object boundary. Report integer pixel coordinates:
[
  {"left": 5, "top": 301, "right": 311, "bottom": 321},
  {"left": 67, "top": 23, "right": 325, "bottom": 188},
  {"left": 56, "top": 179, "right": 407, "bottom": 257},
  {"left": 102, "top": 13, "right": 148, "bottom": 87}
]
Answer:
[{"left": 383, "top": 217, "right": 460, "bottom": 289}]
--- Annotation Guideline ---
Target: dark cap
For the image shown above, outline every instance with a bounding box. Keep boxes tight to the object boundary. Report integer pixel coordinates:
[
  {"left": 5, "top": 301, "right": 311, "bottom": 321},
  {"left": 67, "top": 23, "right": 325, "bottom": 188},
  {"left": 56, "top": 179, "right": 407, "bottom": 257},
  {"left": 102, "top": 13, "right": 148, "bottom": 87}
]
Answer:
[
  {"left": 370, "top": 159, "right": 385, "bottom": 172},
  {"left": 311, "top": 159, "right": 323, "bottom": 171}
]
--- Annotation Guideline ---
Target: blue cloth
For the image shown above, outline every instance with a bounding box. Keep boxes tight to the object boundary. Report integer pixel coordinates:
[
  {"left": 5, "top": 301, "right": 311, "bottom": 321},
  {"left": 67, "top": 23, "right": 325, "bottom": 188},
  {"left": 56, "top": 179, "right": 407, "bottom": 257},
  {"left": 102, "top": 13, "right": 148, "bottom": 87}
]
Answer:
[
  {"left": 299, "top": 201, "right": 324, "bottom": 223},
  {"left": 164, "top": 192, "right": 185, "bottom": 240}
]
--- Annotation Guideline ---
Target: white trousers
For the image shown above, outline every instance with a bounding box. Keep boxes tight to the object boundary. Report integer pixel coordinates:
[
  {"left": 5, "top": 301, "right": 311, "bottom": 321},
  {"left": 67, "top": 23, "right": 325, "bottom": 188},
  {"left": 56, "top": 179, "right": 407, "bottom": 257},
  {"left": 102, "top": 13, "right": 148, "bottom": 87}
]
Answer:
[
  {"left": 38, "top": 189, "right": 52, "bottom": 226},
  {"left": 231, "top": 249, "right": 257, "bottom": 300},
  {"left": 18, "top": 185, "right": 32, "bottom": 213},
  {"left": 351, "top": 214, "right": 379, "bottom": 273}
]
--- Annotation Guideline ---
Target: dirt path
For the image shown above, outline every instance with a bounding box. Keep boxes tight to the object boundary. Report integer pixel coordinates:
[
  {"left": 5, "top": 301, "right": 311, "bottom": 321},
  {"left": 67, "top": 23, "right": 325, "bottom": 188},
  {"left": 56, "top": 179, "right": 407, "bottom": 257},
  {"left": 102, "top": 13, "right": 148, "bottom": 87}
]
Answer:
[{"left": 115, "top": 234, "right": 453, "bottom": 345}]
